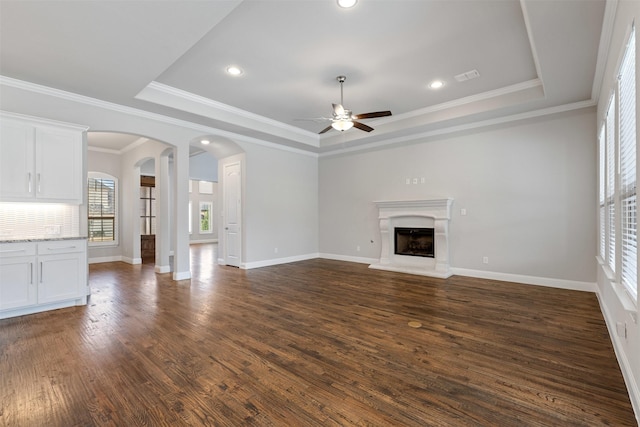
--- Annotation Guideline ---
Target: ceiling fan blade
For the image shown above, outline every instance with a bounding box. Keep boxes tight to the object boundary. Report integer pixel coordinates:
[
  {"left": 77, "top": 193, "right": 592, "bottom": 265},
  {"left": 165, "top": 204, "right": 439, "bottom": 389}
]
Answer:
[
  {"left": 332, "top": 103, "right": 345, "bottom": 116},
  {"left": 352, "top": 111, "right": 392, "bottom": 120},
  {"left": 352, "top": 121, "right": 374, "bottom": 132},
  {"left": 319, "top": 125, "right": 334, "bottom": 134}
]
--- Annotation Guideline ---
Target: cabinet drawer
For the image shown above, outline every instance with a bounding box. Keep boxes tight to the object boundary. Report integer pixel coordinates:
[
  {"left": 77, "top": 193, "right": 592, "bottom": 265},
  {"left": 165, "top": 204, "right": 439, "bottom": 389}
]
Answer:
[
  {"left": 0, "top": 242, "right": 36, "bottom": 258},
  {"left": 37, "top": 240, "right": 84, "bottom": 255}
]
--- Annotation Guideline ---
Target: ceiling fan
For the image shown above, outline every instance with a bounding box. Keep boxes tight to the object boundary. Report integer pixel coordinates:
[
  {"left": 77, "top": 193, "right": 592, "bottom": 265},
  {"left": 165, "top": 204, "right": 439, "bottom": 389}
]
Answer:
[{"left": 318, "top": 75, "right": 392, "bottom": 134}]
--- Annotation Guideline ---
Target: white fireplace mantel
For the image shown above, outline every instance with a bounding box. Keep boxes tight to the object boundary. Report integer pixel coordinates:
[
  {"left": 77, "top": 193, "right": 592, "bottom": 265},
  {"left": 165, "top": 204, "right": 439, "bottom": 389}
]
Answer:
[{"left": 369, "top": 198, "right": 453, "bottom": 278}]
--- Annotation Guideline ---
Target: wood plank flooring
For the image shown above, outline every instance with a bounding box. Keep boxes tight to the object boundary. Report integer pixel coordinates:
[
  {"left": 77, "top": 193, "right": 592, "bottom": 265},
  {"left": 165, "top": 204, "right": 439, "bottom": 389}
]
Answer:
[{"left": 0, "top": 243, "right": 636, "bottom": 426}]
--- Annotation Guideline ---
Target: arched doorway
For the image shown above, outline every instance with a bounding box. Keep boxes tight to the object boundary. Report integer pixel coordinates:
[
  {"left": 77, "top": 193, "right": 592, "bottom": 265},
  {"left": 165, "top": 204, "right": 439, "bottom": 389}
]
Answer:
[
  {"left": 189, "top": 136, "right": 244, "bottom": 268},
  {"left": 86, "top": 132, "right": 175, "bottom": 272}
]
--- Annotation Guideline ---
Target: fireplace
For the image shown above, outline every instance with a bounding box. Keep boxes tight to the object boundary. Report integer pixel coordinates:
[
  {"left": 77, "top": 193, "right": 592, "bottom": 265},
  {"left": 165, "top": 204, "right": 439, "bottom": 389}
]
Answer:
[
  {"left": 370, "top": 199, "right": 453, "bottom": 278},
  {"left": 394, "top": 227, "right": 434, "bottom": 257}
]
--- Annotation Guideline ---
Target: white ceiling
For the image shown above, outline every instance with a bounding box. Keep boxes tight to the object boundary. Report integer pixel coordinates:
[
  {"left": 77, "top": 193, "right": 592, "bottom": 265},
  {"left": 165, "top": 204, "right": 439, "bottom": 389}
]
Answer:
[{"left": 0, "top": 0, "right": 607, "bottom": 154}]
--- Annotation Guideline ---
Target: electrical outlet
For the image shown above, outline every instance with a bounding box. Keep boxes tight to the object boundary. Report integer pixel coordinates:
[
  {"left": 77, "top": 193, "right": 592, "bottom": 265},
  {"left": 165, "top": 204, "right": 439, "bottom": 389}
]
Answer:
[
  {"left": 405, "top": 178, "right": 411, "bottom": 185},
  {"left": 274, "top": 247, "right": 278, "bottom": 254},
  {"left": 616, "top": 321, "right": 627, "bottom": 339},
  {"left": 460, "top": 208, "right": 467, "bottom": 216},
  {"left": 356, "top": 245, "right": 361, "bottom": 252},
  {"left": 45, "top": 225, "right": 61, "bottom": 235},
  {"left": 413, "top": 178, "right": 418, "bottom": 184},
  {"left": 482, "top": 256, "right": 489, "bottom": 264}
]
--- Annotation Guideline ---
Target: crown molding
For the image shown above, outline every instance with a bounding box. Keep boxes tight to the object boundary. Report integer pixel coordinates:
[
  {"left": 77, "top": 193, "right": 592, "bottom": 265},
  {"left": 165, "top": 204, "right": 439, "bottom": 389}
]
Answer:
[
  {"left": 136, "top": 81, "right": 320, "bottom": 147},
  {"left": 377, "top": 79, "right": 543, "bottom": 126},
  {"left": 591, "top": 0, "right": 618, "bottom": 102},
  {"left": 0, "top": 75, "right": 592, "bottom": 160},
  {"left": 0, "top": 109, "right": 89, "bottom": 131},
  {"left": 320, "top": 99, "right": 595, "bottom": 157},
  {"left": 87, "top": 146, "right": 121, "bottom": 155},
  {"left": 0, "top": 76, "right": 318, "bottom": 158},
  {"left": 520, "top": 0, "right": 545, "bottom": 92}
]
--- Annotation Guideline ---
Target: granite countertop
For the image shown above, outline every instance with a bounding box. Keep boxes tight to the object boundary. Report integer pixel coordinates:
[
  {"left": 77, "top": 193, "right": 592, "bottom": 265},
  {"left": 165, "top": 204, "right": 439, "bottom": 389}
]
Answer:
[{"left": 0, "top": 236, "right": 87, "bottom": 244}]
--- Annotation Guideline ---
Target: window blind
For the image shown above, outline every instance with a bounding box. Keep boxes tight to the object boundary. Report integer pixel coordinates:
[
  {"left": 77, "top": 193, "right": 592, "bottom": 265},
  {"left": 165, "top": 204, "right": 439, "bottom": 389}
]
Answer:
[
  {"left": 618, "top": 28, "right": 637, "bottom": 300},
  {"left": 606, "top": 96, "right": 616, "bottom": 273},
  {"left": 88, "top": 177, "right": 116, "bottom": 242},
  {"left": 599, "top": 125, "right": 606, "bottom": 259}
]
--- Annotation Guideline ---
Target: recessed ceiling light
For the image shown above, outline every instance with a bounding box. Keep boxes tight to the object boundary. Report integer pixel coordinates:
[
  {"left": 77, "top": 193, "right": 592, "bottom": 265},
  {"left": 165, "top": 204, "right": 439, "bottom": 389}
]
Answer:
[
  {"left": 226, "top": 66, "right": 243, "bottom": 76},
  {"left": 200, "top": 139, "right": 210, "bottom": 145},
  {"left": 429, "top": 80, "right": 445, "bottom": 89},
  {"left": 337, "top": 0, "right": 357, "bottom": 8}
]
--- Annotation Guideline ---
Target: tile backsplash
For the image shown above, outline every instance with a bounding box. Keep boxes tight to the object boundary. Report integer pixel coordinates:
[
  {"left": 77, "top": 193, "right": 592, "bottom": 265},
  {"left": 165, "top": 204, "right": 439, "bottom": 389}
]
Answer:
[{"left": 0, "top": 203, "right": 80, "bottom": 239}]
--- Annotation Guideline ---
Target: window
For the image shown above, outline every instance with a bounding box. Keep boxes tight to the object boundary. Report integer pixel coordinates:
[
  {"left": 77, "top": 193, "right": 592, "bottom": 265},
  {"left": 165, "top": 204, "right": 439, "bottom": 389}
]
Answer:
[
  {"left": 598, "top": 125, "right": 606, "bottom": 260},
  {"left": 606, "top": 96, "right": 616, "bottom": 273},
  {"left": 88, "top": 172, "right": 117, "bottom": 245},
  {"left": 199, "top": 201, "right": 213, "bottom": 234},
  {"left": 598, "top": 27, "right": 637, "bottom": 304},
  {"left": 619, "top": 27, "right": 637, "bottom": 300},
  {"left": 140, "top": 176, "right": 155, "bottom": 236}
]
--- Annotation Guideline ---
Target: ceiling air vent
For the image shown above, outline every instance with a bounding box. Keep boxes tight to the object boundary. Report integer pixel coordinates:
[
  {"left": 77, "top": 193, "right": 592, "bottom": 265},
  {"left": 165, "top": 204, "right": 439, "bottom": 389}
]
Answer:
[{"left": 454, "top": 69, "right": 480, "bottom": 82}]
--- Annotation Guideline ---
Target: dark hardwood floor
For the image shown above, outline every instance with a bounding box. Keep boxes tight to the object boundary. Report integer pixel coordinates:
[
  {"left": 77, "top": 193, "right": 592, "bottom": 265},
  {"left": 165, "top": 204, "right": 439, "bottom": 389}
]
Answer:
[{"left": 0, "top": 244, "right": 636, "bottom": 426}]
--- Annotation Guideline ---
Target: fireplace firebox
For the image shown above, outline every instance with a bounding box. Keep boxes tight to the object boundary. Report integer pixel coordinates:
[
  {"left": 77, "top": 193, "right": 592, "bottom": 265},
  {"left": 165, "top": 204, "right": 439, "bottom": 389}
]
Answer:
[{"left": 394, "top": 227, "right": 434, "bottom": 258}]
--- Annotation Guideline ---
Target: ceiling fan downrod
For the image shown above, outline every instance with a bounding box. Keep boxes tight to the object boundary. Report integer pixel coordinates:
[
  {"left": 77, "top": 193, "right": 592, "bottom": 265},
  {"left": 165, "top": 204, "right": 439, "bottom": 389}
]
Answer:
[{"left": 337, "top": 75, "right": 346, "bottom": 106}]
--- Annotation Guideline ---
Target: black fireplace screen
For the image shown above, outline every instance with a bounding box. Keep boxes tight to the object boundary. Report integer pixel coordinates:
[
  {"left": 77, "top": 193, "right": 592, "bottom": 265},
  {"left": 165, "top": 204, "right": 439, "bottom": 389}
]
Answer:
[{"left": 394, "top": 227, "right": 434, "bottom": 258}]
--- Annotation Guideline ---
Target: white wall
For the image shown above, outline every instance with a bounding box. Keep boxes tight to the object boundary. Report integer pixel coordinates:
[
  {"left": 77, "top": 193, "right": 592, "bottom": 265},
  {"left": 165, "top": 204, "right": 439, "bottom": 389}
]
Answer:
[
  {"left": 595, "top": 0, "right": 640, "bottom": 421},
  {"left": 320, "top": 108, "right": 597, "bottom": 287},
  {"left": 243, "top": 144, "right": 319, "bottom": 267},
  {"left": 190, "top": 151, "right": 218, "bottom": 182}
]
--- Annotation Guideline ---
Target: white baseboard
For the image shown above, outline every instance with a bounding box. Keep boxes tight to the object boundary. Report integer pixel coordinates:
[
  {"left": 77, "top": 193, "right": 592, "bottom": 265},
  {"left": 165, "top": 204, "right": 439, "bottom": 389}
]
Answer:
[
  {"left": 596, "top": 292, "right": 640, "bottom": 424},
  {"left": 88, "top": 255, "right": 123, "bottom": 264},
  {"left": 242, "top": 253, "right": 320, "bottom": 269},
  {"left": 190, "top": 239, "right": 218, "bottom": 244},
  {"left": 155, "top": 265, "right": 171, "bottom": 274},
  {"left": 173, "top": 271, "right": 191, "bottom": 280},
  {"left": 122, "top": 257, "right": 142, "bottom": 265},
  {"left": 318, "top": 253, "right": 377, "bottom": 265},
  {"left": 316, "top": 257, "right": 596, "bottom": 292},
  {"left": 451, "top": 267, "right": 597, "bottom": 292}
]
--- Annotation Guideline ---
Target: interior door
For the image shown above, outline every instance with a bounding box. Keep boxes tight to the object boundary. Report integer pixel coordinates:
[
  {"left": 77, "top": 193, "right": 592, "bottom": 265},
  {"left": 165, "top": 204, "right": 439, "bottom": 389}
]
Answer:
[{"left": 223, "top": 161, "right": 241, "bottom": 267}]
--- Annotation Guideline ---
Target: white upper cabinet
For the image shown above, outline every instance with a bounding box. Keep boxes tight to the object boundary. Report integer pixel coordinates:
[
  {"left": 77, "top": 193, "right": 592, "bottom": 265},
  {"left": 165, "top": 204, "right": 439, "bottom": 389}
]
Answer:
[
  {"left": 0, "top": 112, "right": 87, "bottom": 204},
  {"left": 0, "top": 118, "right": 34, "bottom": 199}
]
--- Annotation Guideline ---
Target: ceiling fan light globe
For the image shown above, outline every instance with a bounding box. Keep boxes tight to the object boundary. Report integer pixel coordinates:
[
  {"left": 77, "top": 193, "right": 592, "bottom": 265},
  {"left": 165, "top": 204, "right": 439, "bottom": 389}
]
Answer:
[{"left": 332, "top": 120, "right": 354, "bottom": 131}]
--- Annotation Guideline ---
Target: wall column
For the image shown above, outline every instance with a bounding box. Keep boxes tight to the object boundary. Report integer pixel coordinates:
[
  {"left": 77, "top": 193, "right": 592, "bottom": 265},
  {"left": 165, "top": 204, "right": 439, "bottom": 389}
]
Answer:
[
  {"left": 172, "top": 145, "right": 191, "bottom": 280},
  {"left": 155, "top": 151, "right": 171, "bottom": 273}
]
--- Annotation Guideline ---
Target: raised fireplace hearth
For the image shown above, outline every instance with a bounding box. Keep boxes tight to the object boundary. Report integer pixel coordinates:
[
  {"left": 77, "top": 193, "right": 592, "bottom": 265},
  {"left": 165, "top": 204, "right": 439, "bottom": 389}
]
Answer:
[{"left": 370, "top": 199, "right": 453, "bottom": 278}]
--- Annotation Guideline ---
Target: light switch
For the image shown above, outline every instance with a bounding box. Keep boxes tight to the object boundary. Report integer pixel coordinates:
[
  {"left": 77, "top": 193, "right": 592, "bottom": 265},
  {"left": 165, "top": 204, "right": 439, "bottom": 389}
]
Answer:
[{"left": 460, "top": 208, "right": 467, "bottom": 216}]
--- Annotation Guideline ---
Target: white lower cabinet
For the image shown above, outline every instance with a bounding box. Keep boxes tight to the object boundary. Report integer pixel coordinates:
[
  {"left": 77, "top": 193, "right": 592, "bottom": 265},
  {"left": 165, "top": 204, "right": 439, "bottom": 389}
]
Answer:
[{"left": 0, "top": 240, "right": 87, "bottom": 319}]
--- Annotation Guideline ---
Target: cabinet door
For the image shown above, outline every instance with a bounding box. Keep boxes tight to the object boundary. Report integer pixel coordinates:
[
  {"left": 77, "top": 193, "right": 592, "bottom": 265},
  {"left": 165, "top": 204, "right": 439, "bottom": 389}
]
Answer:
[
  {"left": 37, "top": 252, "right": 83, "bottom": 304},
  {"left": 35, "top": 126, "right": 82, "bottom": 202},
  {"left": 37, "top": 239, "right": 86, "bottom": 304},
  {"left": 0, "top": 256, "right": 37, "bottom": 310},
  {"left": 0, "top": 119, "right": 34, "bottom": 200}
]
